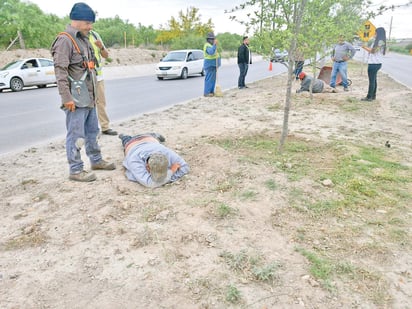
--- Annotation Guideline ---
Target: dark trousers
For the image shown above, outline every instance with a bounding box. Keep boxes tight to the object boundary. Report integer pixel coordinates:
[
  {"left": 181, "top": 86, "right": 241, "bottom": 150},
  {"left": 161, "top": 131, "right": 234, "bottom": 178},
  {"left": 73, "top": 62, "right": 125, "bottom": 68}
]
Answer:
[
  {"left": 294, "top": 61, "right": 304, "bottom": 79},
  {"left": 238, "top": 63, "right": 249, "bottom": 88},
  {"left": 367, "top": 63, "right": 382, "bottom": 99}
]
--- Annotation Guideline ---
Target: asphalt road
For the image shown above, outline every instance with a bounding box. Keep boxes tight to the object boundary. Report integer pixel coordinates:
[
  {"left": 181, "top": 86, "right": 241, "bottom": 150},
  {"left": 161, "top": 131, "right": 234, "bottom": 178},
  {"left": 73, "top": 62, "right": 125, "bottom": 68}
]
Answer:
[
  {"left": 1, "top": 52, "right": 410, "bottom": 156},
  {"left": 354, "top": 51, "right": 412, "bottom": 89},
  {"left": 0, "top": 60, "right": 287, "bottom": 155}
]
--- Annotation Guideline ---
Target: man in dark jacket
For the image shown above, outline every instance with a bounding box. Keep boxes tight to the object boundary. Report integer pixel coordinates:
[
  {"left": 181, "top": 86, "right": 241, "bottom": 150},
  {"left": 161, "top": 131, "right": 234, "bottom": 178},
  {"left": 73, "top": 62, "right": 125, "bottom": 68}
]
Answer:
[
  {"left": 51, "top": 2, "right": 115, "bottom": 182},
  {"left": 237, "top": 36, "right": 252, "bottom": 89}
]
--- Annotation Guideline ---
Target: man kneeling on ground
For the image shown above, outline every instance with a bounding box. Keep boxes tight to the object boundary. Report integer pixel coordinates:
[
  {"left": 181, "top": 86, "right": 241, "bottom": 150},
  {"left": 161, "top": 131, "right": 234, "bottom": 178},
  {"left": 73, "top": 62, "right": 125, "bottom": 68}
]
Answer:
[
  {"left": 296, "top": 72, "right": 337, "bottom": 93},
  {"left": 119, "top": 133, "right": 189, "bottom": 188}
]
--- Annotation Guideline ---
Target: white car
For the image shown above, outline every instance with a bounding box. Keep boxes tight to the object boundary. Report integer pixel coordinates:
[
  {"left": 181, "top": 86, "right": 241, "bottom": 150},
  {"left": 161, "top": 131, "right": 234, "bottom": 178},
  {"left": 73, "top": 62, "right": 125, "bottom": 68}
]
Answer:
[
  {"left": 0, "top": 58, "right": 56, "bottom": 92},
  {"left": 155, "top": 49, "right": 204, "bottom": 80}
]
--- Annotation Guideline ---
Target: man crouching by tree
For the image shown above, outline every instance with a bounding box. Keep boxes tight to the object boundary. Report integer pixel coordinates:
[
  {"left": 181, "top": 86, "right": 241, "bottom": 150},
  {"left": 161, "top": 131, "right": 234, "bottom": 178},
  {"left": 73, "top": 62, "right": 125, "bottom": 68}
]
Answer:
[{"left": 296, "top": 72, "right": 337, "bottom": 93}]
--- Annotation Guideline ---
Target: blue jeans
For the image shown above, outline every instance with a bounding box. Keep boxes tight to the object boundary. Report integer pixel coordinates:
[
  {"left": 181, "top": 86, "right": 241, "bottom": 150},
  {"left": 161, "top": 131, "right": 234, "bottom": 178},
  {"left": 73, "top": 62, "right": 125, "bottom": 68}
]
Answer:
[
  {"left": 294, "top": 61, "right": 304, "bottom": 79},
  {"left": 330, "top": 61, "right": 349, "bottom": 88},
  {"left": 65, "top": 107, "right": 102, "bottom": 174},
  {"left": 238, "top": 63, "right": 249, "bottom": 88},
  {"left": 366, "top": 63, "right": 382, "bottom": 99}
]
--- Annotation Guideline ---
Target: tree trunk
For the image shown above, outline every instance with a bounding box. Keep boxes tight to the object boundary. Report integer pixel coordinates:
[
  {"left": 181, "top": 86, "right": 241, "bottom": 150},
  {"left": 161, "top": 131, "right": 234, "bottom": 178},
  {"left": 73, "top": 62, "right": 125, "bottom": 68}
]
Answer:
[
  {"left": 18, "top": 30, "right": 25, "bottom": 49},
  {"left": 278, "top": 0, "right": 307, "bottom": 152}
]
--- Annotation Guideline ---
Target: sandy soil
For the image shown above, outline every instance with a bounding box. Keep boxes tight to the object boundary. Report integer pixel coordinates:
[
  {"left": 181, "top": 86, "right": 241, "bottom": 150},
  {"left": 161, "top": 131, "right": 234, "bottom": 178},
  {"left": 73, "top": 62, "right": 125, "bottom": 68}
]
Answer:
[{"left": 0, "top": 48, "right": 411, "bottom": 308}]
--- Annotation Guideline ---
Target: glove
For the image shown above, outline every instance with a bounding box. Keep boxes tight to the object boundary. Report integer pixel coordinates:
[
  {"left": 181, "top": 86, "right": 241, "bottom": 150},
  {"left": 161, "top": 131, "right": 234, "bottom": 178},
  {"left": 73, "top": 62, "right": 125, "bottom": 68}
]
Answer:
[
  {"left": 170, "top": 163, "right": 181, "bottom": 173},
  {"left": 64, "top": 100, "right": 75, "bottom": 112}
]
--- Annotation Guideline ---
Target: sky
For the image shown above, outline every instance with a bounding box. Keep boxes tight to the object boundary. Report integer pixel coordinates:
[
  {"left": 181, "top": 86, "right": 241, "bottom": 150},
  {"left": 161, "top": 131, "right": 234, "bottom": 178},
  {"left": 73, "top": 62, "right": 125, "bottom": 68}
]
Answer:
[{"left": 23, "top": 0, "right": 412, "bottom": 39}]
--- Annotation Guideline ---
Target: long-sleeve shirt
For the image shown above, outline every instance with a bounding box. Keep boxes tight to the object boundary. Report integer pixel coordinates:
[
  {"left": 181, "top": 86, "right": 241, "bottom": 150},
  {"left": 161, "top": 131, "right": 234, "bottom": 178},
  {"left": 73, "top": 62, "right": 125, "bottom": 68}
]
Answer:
[
  {"left": 331, "top": 42, "right": 356, "bottom": 62},
  {"left": 123, "top": 141, "right": 189, "bottom": 188},
  {"left": 51, "top": 25, "right": 96, "bottom": 106},
  {"left": 297, "top": 76, "right": 324, "bottom": 93}
]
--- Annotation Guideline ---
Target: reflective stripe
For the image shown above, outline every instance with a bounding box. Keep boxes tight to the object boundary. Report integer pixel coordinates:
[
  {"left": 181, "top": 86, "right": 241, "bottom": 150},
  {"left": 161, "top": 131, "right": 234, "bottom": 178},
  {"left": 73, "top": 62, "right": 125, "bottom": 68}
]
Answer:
[
  {"left": 203, "top": 43, "right": 218, "bottom": 60},
  {"left": 89, "top": 32, "right": 103, "bottom": 76}
]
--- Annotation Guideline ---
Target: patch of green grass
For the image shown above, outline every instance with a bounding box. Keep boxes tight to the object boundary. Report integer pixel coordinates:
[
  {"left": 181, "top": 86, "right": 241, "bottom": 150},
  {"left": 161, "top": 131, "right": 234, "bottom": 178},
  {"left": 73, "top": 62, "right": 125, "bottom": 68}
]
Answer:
[
  {"left": 264, "top": 179, "right": 277, "bottom": 191},
  {"left": 140, "top": 205, "right": 170, "bottom": 222},
  {"left": 389, "top": 228, "right": 409, "bottom": 245},
  {"left": 214, "top": 177, "right": 237, "bottom": 192},
  {"left": 213, "top": 135, "right": 325, "bottom": 181},
  {"left": 252, "top": 262, "right": 280, "bottom": 283},
  {"left": 320, "top": 146, "right": 411, "bottom": 211},
  {"left": 220, "top": 250, "right": 260, "bottom": 274},
  {"left": 216, "top": 202, "right": 237, "bottom": 219},
  {"left": 219, "top": 250, "right": 281, "bottom": 284},
  {"left": 297, "top": 247, "right": 333, "bottom": 281},
  {"left": 131, "top": 225, "right": 158, "bottom": 248},
  {"left": 225, "top": 285, "right": 241, "bottom": 303},
  {"left": 340, "top": 98, "right": 362, "bottom": 111},
  {"left": 288, "top": 187, "right": 312, "bottom": 212},
  {"left": 239, "top": 190, "right": 257, "bottom": 200}
]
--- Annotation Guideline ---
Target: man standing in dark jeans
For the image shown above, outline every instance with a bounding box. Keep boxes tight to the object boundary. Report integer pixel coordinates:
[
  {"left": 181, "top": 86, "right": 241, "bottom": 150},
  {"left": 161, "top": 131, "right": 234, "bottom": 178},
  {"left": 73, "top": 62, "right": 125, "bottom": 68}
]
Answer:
[{"left": 237, "top": 36, "right": 252, "bottom": 89}]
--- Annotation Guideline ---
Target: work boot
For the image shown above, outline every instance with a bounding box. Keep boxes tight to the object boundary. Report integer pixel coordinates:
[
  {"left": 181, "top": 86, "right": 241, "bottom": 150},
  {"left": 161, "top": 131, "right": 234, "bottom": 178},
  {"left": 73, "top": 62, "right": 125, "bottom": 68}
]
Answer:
[
  {"left": 152, "top": 133, "right": 166, "bottom": 143},
  {"left": 91, "top": 160, "right": 116, "bottom": 170},
  {"left": 102, "top": 129, "right": 118, "bottom": 136},
  {"left": 69, "top": 170, "right": 97, "bottom": 182}
]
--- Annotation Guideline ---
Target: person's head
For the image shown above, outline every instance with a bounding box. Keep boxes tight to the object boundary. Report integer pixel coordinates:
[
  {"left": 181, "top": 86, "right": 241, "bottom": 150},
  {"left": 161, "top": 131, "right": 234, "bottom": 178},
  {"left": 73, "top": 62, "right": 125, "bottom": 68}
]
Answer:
[
  {"left": 298, "top": 72, "right": 306, "bottom": 80},
  {"left": 243, "top": 36, "right": 249, "bottom": 45},
  {"left": 374, "top": 27, "right": 387, "bottom": 55},
  {"left": 147, "top": 152, "right": 169, "bottom": 184},
  {"left": 206, "top": 32, "right": 215, "bottom": 44},
  {"left": 338, "top": 34, "right": 345, "bottom": 44},
  {"left": 69, "top": 2, "right": 95, "bottom": 36}
]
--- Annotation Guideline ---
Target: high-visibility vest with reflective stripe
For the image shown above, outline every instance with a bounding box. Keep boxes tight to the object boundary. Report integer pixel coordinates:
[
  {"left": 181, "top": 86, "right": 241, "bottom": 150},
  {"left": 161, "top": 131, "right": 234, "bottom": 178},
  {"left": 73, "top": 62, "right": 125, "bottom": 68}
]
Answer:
[
  {"left": 203, "top": 43, "right": 218, "bottom": 60},
  {"left": 89, "top": 31, "right": 103, "bottom": 76}
]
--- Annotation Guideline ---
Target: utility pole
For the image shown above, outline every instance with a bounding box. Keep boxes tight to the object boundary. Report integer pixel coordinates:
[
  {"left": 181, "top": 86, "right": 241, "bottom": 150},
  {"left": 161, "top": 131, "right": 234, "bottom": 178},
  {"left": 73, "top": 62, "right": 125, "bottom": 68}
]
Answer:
[{"left": 388, "top": 16, "right": 393, "bottom": 41}]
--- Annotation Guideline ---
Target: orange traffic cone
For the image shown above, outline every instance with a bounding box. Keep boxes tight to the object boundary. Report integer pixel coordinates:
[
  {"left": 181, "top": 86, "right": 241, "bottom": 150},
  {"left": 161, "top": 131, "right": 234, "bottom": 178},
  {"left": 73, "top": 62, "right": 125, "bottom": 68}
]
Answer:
[{"left": 268, "top": 61, "right": 273, "bottom": 71}]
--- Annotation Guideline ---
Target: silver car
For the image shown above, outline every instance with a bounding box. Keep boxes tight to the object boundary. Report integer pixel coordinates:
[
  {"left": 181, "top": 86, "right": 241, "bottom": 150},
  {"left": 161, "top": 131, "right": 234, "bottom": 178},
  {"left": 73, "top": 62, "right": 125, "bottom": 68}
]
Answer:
[{"left": 0, "top": 58, "right": 56, "bottom": 92}]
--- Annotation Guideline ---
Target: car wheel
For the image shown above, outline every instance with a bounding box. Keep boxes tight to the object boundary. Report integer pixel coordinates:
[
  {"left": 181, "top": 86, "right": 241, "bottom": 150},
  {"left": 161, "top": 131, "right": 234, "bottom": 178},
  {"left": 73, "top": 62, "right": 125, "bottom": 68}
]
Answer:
[
  {"left": 37, "top": 85, "right": 47, "bottom": 89},
  {"left": 200, "top": 69, "right": 205, "bottom": 76},
  {"left": 10, "top": 77, "right": 24, "bottom": 92},
  {"left": 157, "top": 76, "right": 164, "bottom": 80},
  {"left": 180, "top": 68, "right": 188, "bottom": 79}
]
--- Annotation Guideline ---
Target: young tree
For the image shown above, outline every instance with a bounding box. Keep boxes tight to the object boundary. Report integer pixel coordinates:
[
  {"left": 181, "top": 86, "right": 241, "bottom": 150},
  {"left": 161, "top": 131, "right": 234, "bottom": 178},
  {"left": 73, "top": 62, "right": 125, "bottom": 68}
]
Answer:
[
  {"left": 228, "top": 0, "right": 365, "bottom": 151},
  {"left": 155, "top": 7, "right": 214, "bottom": 46}
]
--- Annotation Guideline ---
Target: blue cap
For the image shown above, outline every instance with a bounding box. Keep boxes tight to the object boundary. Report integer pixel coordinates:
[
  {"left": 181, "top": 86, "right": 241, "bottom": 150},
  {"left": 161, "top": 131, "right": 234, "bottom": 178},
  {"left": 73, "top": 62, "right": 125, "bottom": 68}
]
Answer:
[{"left": 69, "top": 2, "right": 95, "bottom": 22}]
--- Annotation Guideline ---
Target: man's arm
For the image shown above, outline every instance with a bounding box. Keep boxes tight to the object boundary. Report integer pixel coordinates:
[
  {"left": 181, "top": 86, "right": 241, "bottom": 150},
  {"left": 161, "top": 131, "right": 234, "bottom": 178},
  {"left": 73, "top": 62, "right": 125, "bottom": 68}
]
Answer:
[
  {"left": 347, "top": 43, "right": 356, "bottom": 58},
  {"left": 51, "top": 36, "right": 75, "bottom": 109},
  {"left": 167, "top": 149, "right": 190, "bottom": 182}
]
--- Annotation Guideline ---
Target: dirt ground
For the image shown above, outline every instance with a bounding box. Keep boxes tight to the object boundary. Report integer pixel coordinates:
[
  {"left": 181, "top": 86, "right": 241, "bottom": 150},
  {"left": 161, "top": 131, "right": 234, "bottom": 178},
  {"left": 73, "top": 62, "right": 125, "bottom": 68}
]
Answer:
[
  {"left": 0, "top": 48, "right": 166, "bottom": 68},
  {"left": 0, "top": 48, "right": 411, "bottom": 308}
]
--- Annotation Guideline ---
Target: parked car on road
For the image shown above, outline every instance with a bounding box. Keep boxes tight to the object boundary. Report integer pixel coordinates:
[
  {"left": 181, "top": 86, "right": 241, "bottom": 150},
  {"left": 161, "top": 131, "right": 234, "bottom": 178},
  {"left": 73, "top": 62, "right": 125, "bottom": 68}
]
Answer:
[
  {"left": 270, "top": 48, "right": 288, "bottom": 63},
  {"left": 0, "top": 58, "right": 56, "bottom": 92},
  {"left": 155, "top": 49, "right": 204, "bottom": 80}
]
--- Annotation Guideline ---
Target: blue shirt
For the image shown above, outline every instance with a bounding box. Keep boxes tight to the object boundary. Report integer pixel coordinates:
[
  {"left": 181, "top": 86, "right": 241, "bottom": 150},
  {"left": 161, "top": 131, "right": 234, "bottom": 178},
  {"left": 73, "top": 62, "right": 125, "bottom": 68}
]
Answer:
[{"left": 123, "top": 141, "right": 189, "bottom": 188}]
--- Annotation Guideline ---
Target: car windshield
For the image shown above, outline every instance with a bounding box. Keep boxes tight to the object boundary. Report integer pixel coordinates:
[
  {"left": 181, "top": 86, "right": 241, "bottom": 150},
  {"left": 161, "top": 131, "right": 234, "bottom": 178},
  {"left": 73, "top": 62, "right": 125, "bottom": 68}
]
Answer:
[
  {"left": 1, "top": 60, "right": 23, "bottom": 70},
  {"left": 162, "top": 52, "right": 186, "bottom": 62}
]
